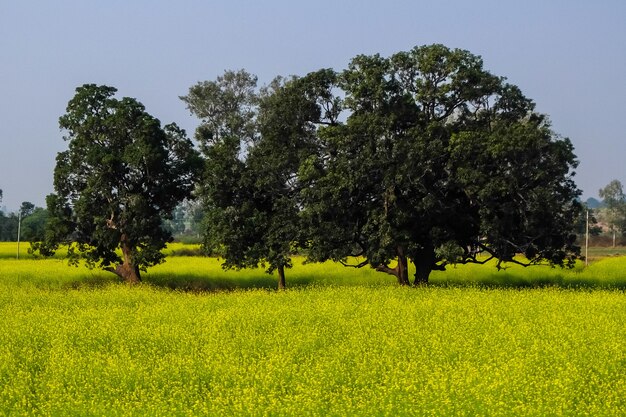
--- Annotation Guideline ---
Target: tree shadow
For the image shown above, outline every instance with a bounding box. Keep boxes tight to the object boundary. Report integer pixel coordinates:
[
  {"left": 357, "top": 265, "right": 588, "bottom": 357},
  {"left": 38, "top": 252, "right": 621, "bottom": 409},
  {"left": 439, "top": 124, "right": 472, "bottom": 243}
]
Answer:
[
  {"left": 431, "top": 272, "right": 626, "bottom": 290},
  {"left": 141, "top": 271, "right": 318, "bottom": 293},
  {"left": 53, "top": 261, "right": 626, "bottom": 293}
]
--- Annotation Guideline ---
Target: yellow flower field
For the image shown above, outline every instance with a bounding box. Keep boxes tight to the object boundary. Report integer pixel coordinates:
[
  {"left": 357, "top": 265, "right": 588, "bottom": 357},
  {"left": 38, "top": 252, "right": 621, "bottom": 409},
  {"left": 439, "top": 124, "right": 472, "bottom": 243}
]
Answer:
[{"left": 0, "top": 243, "right": 624, "bottom": 416}]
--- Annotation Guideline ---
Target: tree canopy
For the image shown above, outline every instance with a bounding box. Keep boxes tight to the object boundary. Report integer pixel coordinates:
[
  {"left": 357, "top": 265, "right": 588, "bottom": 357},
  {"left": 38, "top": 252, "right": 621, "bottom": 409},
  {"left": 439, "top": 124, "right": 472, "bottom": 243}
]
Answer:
[
  {"left": 598, "top": 179, "right": 626, "bottom": 246},
  {"left": 300, "top": 45, "right": 581, "bottom": 284},
  {"left": 181, "top": 70, "right": 339, "bottom": 288},
  {"left": 34, "top": 84, "right": 202, "bottom": 282},
  {"left": 183, "top": 45, "right": 580, "bottom": 287}
]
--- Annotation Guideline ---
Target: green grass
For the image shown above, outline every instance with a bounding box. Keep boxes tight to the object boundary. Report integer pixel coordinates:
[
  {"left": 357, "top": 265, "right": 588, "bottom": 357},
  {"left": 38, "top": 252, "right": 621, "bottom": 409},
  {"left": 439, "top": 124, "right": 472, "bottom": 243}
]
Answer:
[
  {"left": 2, "top": 248, "right": 626, "bottom": 291},
  {"left": 585, "top": 245, "right": 626, "bottom": 259},
  {"left": 0, "top": 246, "right": 625, "bottom": 415},
  {"left": 0, "top": 242, "right": 204, "bottom": 260},
  {"left": 0, "top": 242, "right": 68, "bottom": 260}
]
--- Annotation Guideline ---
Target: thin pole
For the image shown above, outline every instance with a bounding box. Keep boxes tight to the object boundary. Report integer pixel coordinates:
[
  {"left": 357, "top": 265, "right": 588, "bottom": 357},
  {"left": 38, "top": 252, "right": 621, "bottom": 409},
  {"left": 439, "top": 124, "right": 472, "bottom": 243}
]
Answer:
[
  {"left": 585, "top": 209, "right": 589, "bottom": 266},
  {"left": 613, "top": 229, "right": 616, "bottom": 248},
  {"left": 17, "top": 211, "right": 22, "bottom": 260}
]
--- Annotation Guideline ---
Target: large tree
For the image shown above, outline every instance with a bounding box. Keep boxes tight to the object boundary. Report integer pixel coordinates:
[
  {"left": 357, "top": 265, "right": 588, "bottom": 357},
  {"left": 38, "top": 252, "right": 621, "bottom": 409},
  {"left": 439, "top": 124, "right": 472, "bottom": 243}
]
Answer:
[
  {"left": 34, "top": 84, "right": 201, "bottom": 282},
  {"left": 301, "top": 45, "right": 581, "bottom": 284},
  {"left": 182, "top": 70, "right": 338, "bottom": 288},
  {"left": 181, "top": 70, "right": 262, "bottom": 280},
  {"left": 245, "top": 70, "right": 339, "bottom": 287}
]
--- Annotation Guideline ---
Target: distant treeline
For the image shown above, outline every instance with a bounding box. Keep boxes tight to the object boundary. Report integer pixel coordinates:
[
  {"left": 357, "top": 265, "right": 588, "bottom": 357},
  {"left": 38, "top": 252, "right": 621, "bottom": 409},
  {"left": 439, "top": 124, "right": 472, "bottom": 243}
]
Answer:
[{"left": 0, "top": 202, "right": 48, "bottom": 242}]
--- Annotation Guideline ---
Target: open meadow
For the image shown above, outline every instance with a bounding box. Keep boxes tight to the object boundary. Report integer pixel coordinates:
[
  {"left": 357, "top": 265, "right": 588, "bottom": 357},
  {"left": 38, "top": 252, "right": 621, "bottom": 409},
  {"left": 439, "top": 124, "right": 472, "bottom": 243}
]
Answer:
[{"left": 0, "top": 242, "right": 624, "bottom": 416}]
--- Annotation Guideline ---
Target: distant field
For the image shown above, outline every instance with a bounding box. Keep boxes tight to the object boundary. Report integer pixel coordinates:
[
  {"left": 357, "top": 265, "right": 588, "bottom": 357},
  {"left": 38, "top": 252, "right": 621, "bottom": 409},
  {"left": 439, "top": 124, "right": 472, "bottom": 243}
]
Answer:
[
  {"left": 0, "top": 243, "right": 625, "bottom": 415},
  {"left": 585, "top": 245, "right": 626, "bottom": 259},
  {"left": 0, "top": 241, "right": 202, "bottom": 260}
]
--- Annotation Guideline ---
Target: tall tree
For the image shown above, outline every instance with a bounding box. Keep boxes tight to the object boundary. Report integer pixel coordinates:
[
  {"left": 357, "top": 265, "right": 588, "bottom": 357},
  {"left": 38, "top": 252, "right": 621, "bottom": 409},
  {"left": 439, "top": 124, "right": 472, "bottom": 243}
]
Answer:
[
  {"left": 0, "top": 212, "right": 18, "bottom": 242},
  {"left": 19, "top": 201, "right": 35, "bottom": 217},
  {"left": 598, "top": 179, "right": 626, "bottom": 246},
  {"left": 182, "top": 70, "right": 262, "bottom": 279},
  {"left": 33, "top": 84, "right": 202, "bottom": 282},
  {"left": 182, "top": 70, "right": 339, "bottom": 289},
  {"left": 302, "top": 45, "right": 581, "bottom": 285},
  {"left": 247, "top": 70, "right": 340, "bottom": 288}
]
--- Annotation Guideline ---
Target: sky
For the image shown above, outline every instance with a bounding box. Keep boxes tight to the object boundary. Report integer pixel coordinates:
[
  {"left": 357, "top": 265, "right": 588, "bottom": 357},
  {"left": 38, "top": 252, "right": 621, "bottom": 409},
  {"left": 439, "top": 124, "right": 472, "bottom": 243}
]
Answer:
[{"left": 1, "top": 0, "right": 625, "bottom": 211}]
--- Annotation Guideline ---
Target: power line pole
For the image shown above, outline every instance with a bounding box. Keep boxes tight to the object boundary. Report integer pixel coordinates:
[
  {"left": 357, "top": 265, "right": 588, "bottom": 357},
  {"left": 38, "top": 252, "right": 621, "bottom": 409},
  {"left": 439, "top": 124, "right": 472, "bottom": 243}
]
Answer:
[
  {"left": 17, "top": 210, "right": 22, "bottom": 260},
  {"left": 585, "top": 209, "right": 589, "bottom": 267}
]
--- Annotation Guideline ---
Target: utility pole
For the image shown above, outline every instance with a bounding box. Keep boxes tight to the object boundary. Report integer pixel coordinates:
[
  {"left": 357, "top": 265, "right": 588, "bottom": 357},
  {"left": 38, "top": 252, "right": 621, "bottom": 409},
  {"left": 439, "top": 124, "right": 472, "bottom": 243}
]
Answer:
[
  {"left": 17, "top": 210, "right": 22, "bottom": 260},
  {"left": 585, "top": 209, "right": 589, "bottom": 266}
]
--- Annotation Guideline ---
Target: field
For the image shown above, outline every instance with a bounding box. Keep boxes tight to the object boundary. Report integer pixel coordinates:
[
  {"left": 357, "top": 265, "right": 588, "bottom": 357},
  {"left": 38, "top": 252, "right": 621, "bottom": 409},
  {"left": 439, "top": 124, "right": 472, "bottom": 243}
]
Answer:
[{"left": 0, "top": 242, "right": 625, "bottom": 416}]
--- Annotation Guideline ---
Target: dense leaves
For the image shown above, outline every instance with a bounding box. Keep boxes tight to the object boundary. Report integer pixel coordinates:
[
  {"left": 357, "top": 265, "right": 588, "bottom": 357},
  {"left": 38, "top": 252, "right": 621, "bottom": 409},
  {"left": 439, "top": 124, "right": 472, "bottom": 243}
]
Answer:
[
  {"left": 185, "top": 44, "right": 581, "bottom": 286},
  {"left": 300, "top": 45, "right": 581, "bottom": 284},
  {"left": 182, "top": 70, "right": 339, "bottom": 288},
  {"left": 0, "top": 202, "right": 48, "bottom": 242}
]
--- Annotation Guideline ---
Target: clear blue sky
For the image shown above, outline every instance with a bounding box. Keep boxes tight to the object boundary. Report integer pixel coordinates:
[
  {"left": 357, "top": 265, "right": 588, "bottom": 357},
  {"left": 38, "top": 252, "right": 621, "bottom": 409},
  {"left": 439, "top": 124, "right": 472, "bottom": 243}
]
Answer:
[{"left": 1, "top": 0, "right": 625, "bottom": 210}]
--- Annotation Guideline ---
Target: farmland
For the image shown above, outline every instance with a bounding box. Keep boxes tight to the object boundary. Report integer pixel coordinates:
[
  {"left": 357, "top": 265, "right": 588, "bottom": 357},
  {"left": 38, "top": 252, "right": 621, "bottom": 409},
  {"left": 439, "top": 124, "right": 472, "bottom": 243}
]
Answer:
[{"left": 0, "top": 242, "right": 625, "bottom": 416}]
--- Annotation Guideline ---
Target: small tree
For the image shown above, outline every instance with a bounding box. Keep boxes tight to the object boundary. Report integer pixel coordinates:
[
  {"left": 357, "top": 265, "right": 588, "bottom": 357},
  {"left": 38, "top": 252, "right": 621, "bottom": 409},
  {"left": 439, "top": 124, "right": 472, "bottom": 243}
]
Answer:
[
  {"left": 598, "top": 180, "right": 626, "bottom": 247},
  {"left": 34, "top": 84, "right": 202, "bottom": 282},
  {"left": 164, "top": 199, "right": 205, "bottom": 240},
  {"left": 574, "top": 204, "right": 601, "bottom": 237},
  {"left": 19, "top": 201, "right": 35, "bottom": 217},
  {"left": 21, "top": 207, "right": 48, "bottom": 242},
  {"left": 0, "top": 212, "right": 18, "bottom": 242}
]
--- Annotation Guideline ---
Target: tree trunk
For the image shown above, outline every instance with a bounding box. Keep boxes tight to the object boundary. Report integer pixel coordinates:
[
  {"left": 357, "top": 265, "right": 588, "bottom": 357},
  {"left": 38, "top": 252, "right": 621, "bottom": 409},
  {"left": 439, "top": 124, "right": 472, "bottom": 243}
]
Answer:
[
  {"left": 114, "top": 234, "right": 141, "bottom": 283},
  {"left": 412, "top": 246, "right": 435, "bottom": 285},
  {"left": 115, "top": 262, "right": 141, "bottom": 283},
  {"left": 613, "top": 229, "right": 616, "bottom": 248},
  {"left": 277, "top": 264, "right": 286, "bottom": 290},
  {"left": 376, "top": 246, "right": 410, "bottom": 285},
  {"left": 396, "top": 247, "right": 410, "bottom": 286},
  {"left": 414, "top": 262, "right": 432, "bottom": 285}
]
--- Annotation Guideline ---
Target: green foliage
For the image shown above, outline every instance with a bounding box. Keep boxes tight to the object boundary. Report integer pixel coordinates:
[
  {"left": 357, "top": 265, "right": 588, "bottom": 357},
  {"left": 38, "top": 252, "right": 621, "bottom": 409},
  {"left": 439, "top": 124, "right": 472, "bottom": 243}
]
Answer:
[
  {"left": 0, "top": 203, "right": 48, "bottom": 242},
  {"left": 20, "top": 207, "right": 48, "bottom": 241},
  {"left": 182, "top": 70, "right": 262, "bottom": 267},
  {"left": 0, "top": 211, "right": 18, "bottom": 242},
  {"left": 598, "top": 180, "right": 626, "bottom": 241},
  {"left": 302, "top": 44, "right": 581, "bottom": 284},
  {"left": 33, "top": 84, "right": 202, "bottom": 282},
  {"left": 183, "top": 70, "right": 340, "bottom": 288},
  {"left": 183, "top": 45, "right": 580, "bottom": 287},
  {"left": 574, "top": 204, "right": 602, "bottom": 236}
]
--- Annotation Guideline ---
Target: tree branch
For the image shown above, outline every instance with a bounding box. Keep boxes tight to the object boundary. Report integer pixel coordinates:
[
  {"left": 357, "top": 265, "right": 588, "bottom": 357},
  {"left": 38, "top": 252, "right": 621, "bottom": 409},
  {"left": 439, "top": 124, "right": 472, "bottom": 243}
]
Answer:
[
  {"left": 432, "top": 263, "right": 447, "bottom": 271},
  {"left": 339, "top": 259, "right": 369, "bottom": 269},
  {"left": 375, "top": 264, "right": 398, "bottom": 276},
  {"left": 505, "top": 258, "right": 532, "bottom": 268},
  {"left": 456, "top": 255, "right": 495, "bottom": 265}
]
